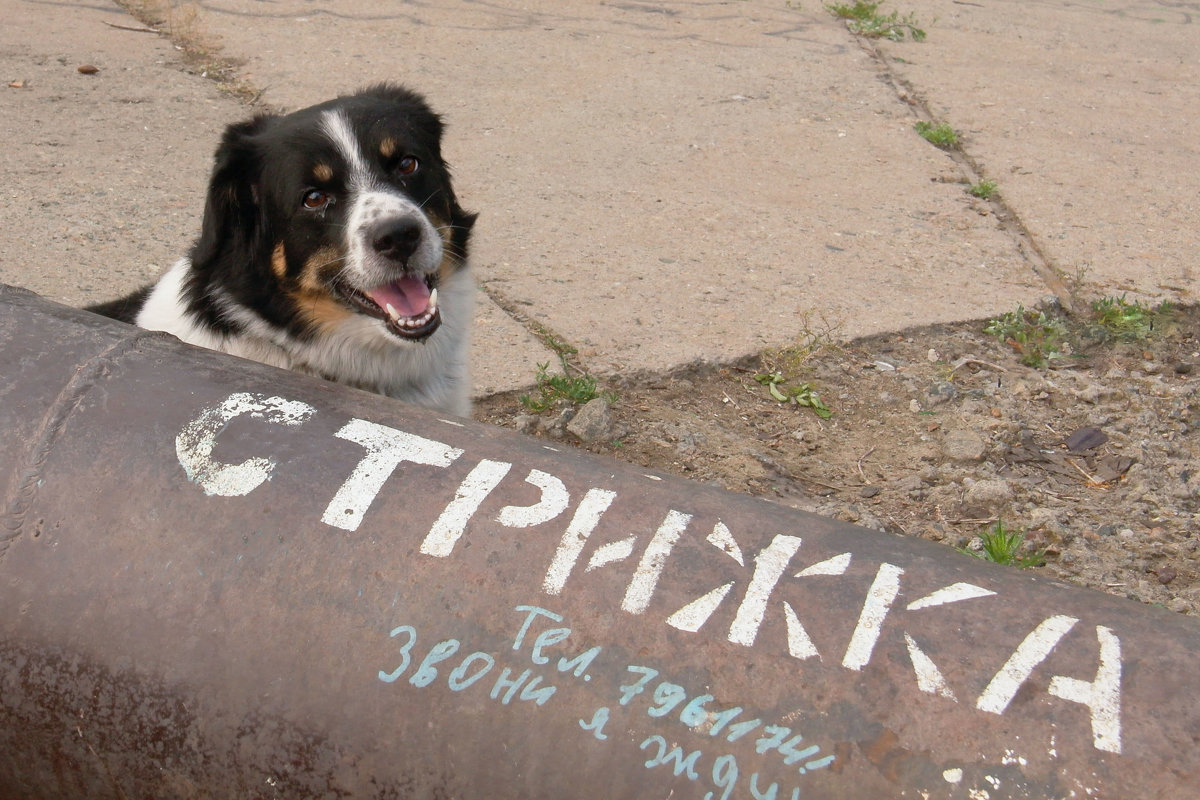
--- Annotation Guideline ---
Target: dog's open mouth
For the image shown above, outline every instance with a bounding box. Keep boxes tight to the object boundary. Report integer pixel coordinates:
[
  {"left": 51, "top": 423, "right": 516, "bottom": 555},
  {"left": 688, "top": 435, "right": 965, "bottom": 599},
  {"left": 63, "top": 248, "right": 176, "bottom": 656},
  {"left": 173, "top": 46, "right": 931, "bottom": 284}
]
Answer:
[{"left": 338, "top": 276, "right": 441, "bottom": 340}]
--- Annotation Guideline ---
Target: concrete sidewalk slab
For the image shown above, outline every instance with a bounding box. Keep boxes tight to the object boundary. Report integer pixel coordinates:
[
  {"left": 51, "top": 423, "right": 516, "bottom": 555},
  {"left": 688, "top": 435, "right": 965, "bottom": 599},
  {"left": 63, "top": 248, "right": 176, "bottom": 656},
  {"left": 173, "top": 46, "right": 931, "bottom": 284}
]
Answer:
[
  {"left": 3, "top": 0, "right": 1196, "bottom": 397},
  {"left": 0, "top": 0, "right": 553, "bottom": 398},
  {"left": 182, "top": 0, "right": 1046, "bottom": 375},
  {"left": 877, "top": 0, "right": 1199, "bottom": 304},
  {"left": 0, "top": 0, "right": 240, "bottom": 303}
]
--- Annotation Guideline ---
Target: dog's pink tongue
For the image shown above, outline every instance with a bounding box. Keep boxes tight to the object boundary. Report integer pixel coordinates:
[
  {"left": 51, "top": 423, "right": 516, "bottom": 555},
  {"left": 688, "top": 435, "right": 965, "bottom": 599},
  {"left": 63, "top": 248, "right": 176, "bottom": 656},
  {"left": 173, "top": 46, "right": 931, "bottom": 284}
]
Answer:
[{"left": 366, "top": 277, "right": 430, "bottom": 317}]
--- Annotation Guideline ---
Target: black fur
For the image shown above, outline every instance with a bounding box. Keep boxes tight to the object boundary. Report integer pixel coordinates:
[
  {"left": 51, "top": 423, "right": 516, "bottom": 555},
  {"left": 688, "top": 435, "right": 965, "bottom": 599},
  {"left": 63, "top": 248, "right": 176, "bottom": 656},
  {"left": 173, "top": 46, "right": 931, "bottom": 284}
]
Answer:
[{"left": 88, "top": 84, "right": 476, "bottom": 344}]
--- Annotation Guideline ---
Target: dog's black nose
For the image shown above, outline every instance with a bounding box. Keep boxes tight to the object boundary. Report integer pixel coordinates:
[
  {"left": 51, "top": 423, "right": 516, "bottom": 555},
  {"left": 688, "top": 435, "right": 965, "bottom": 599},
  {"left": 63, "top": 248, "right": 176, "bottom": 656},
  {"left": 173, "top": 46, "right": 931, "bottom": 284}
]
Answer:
[{"left": 370, "top": 218, "right": 423, "bottom": 262}]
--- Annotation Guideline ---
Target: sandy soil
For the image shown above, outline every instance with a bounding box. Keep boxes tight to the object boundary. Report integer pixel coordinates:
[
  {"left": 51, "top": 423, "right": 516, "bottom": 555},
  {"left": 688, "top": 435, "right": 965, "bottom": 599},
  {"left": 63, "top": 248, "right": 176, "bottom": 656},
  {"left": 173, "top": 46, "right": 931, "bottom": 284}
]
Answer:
[{"left": 478, "top": 301, "right": 1200, "bottom": 616}]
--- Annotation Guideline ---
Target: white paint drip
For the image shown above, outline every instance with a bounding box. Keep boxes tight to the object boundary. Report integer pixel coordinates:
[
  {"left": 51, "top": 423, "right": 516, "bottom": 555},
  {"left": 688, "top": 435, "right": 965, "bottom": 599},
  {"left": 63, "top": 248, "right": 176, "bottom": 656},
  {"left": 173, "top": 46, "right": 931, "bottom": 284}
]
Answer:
[
  {"left": 728, "top": 535, "right": 803, "bottom": 647},
  {"left": 621, "top": 510, "right": 692, "bottom": 615},
  {"left": 1001, "top": 750, "right": 1028, "bottom": 767},
  {"left": 1048, "top": 625, "right": 1122, "bottom": 754},
  {"left": 541, "top": 489, "right": 617, "bottom": 595},
  {"left": 421, "top": 459, "right": 512, "bottom": 556},
  {"left": 321, "top": 418, "right": 463, "bottom": 532},
  {"left": 904, "top": 634, "right": 956, "bottom": 700},
  {"left": 666, "top": 582, "right": 735, "bottom": 633},
  {"left": 842, "top": 563, "right": 903, "bottom": 671},
  {"left": 783, "top": 601, "right": 820, "bottom": 660},
  {"left": 587, "top": 535, "right": 637, "bottom": 572},
  {"left": 706, "top": 520, "right": 744, "bottom": 566},
  {"left": 906, "top": 582, "right": 995, "bottom": 611},
  {"left": 496, "top": 469, "right": 570, "bottom": 528},
  {"left": 176, "top": 392, "right": 316, "bottom": 497},
  {"left": 977, "top": 615, "right": 1079, "bottom": 714},
  {"left": 796, "top": 552, "right": 851, "bottom": 577}
]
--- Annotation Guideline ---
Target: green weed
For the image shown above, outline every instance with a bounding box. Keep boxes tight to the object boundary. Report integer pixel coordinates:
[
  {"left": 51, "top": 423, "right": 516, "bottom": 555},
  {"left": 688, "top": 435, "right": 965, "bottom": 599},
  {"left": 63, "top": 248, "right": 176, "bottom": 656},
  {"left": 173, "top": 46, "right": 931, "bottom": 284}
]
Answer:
[
  {"left": 519, "top": 358, "right": 613, "bottom": 413},
  {"left": 960, "top": 520, "right": 1046, "bottom": 569},
  {"left": 1090, "top": 294, "right": 1174, "bottom": 342},
  {"left": 754, "top": 372, "right": 833, "bottom": 419},
  {"left": 968, "top": 179, "right": 998, "bottom": 199},
  {"left": 984, "top": 304, "right": 1068, "bottom": 367},
  {"left": 827, "top": 1, "right": 927, "bottom": 41},
  {"left": 914, "top": 120, "right": 958, "bottom": 149}
]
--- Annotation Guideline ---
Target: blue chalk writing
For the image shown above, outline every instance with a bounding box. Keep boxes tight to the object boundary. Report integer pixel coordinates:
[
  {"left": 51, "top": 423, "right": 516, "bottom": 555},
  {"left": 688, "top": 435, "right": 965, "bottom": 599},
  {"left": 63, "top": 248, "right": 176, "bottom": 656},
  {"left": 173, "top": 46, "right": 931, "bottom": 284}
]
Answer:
[
  {"left": 410, "top": 638, "right": 461, "bottom": 688},
  {"left": 641, "top": 735, "right": 702, "bottom": 780},
  {"left": 378, "top": 625, "right": 417, "bottom": 683},
  {"left": 448, "top": 652, "right": 495, "bottom": 691},
  {"left": 490, "top": 667, "right": 557, "bottom": 706},
  {"left": 618, "top": 665, "right": 659, "bottom": 705},
  {"left": 580, "top": 706, "right": 611, "bottom": 740},
  {"left": 558, "top": 645, "right": 602, "bottom": 679},
  {"left": 512, "top": 605, "right": 563, "bottom": 649},
  {"left": 706, "top": 753, "right": 739, "bottom": 800}
]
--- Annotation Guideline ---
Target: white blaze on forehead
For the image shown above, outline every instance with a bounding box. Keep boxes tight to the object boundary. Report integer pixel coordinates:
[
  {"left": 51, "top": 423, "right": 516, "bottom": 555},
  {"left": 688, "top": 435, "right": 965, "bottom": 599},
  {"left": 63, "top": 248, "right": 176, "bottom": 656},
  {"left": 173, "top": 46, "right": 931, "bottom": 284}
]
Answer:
[
  {"left": 320, "top": 109, "right": 372, "bottom": 189},
  {"left": 318, "top": 107, "right": 444, "bottom": 283}
]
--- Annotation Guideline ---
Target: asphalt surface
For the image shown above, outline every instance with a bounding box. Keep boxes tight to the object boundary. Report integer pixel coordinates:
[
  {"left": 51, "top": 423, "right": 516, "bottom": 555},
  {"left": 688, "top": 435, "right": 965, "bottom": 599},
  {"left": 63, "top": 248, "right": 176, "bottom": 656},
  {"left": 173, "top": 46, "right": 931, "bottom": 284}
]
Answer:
[{"left": 2, "top": 0, "right": 1196, "bottom": 397}]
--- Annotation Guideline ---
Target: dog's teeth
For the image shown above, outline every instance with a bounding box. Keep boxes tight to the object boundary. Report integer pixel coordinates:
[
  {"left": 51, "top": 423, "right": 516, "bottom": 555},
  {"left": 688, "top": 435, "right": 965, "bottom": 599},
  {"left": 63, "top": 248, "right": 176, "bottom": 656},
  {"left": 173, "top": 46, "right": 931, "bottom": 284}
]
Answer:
[
  {"left": 429, "top": 288, "right": 438, "bottom": 310},
  {"left": 385, "top": 302, "right": 401, "bottom": 322}
]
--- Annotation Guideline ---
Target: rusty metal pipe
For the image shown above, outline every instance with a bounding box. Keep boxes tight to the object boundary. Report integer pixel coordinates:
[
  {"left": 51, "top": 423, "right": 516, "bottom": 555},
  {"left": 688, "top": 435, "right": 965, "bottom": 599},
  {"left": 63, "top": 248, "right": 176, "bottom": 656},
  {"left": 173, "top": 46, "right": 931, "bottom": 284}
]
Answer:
[{"left": 1, "top": 283, "right": 1197, "bottom": 799}]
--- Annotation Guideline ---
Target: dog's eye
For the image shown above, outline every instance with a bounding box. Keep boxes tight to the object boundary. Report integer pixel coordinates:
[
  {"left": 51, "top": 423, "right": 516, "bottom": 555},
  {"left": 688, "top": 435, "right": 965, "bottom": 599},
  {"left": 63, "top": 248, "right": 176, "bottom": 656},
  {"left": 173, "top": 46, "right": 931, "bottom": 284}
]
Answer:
[
  {"left": 302, "top": 189, "right": 331, "bottom": 210},
  {"left": 396, "top": 156, "right": 419, "bottom": 176}
]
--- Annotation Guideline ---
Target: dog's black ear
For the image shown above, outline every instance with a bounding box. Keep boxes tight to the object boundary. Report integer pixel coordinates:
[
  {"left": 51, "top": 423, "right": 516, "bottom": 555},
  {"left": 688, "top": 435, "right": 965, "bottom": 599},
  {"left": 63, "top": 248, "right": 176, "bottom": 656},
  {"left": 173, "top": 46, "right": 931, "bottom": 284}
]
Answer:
[{"left": 190, "top": 115, "right": 273, "bottom": 269}]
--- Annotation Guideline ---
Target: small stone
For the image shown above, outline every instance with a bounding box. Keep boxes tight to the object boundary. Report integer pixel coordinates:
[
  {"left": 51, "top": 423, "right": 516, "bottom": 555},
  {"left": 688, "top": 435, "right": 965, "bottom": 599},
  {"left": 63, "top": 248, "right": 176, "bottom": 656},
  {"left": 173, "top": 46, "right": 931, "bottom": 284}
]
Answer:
[
  {"left": 942, "top": 429, "right": 987, "bottom": 463},
  {"left": 566, "top": 398, "right": 614, "bottom": 443},
  {"left": 77, "top": 64, "right": 100, "bottom": 75},
  {"left": 1029, "top": 507, "right": 1064, "bottom": 529},
  {"left": 1156, "top": 566, "right": 1178, "bottom": 585},
  {"left": 963, "top": 478, "right": 1013, "bottom": 510},
  {"left": 860, "top": 485, "right": 881, "bottom": 498},
  {"left": 1167, "top": 598, "right": 1191, "bottom": 614},
  {"left": 513, "top": 414, "right": 538, "bottom": 434},
  {"left": 1065, "top": 426, "right": 1108, "bottom": 453},
  {"left": 926, "top": 381, "right": 957, "bottom": 406}
]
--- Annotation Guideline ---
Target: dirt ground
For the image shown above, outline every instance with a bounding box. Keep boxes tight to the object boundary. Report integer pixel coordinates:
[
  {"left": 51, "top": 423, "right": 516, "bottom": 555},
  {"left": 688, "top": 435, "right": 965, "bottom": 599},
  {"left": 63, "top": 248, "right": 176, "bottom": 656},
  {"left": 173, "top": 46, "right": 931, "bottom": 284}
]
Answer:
[{"left": 477, "top": 302, "right": 1200, "bottom": 616}]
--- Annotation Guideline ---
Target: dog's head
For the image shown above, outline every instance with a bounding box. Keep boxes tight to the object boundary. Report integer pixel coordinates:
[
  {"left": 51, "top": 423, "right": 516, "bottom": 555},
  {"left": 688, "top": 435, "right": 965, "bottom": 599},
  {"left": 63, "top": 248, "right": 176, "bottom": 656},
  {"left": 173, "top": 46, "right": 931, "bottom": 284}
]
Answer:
[{"left": 191, "top": 84, "right": 476, "bottom": 344}]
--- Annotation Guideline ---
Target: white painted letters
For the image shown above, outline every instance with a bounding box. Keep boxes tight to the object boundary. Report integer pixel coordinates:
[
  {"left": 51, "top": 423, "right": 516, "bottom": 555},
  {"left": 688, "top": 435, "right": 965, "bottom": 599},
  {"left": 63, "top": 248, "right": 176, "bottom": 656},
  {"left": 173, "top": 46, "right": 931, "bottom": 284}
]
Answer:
[
  {"left": 421, "top": 459, "right": 512, "bottom": 556},
  {"left": 176, "top": 392, "right": 316, "bottom": 496},
  {"left": 322, "top": 418, "right": 463, "bottom": 531}
]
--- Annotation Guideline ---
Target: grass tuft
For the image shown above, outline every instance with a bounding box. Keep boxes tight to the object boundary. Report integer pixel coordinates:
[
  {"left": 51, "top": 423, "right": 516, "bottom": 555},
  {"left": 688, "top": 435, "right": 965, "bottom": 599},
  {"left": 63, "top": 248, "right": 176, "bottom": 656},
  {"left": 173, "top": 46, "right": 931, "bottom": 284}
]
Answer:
[
  {"left": 984, "top": 304, "right": 1068, "bottom": 368},
  {"left": 960, "top": 520, "right": 1046, "bottom": 569},
  {"left": 914, "top": 120, "right": 958, "bottom": 149},
  {"left": 1090, "top": 295, "right": 1174, "bottom": 342},
  {"left": 519, "top": 358, "right": 614, "bottom": 413},
  {"left": 968, "top": 179, "right": 998, "bottom": 199},
  {"left": 754, "top": 372, "right": 833, "bottom": 418},
  {"left": 827, "top": 1, "right": 927, "bottom": 41}
]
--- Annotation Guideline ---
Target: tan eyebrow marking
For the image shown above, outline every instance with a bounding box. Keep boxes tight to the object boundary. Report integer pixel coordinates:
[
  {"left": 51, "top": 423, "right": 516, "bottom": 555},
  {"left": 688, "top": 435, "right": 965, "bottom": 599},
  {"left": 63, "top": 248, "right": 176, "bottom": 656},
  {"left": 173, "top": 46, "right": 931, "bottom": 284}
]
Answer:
[
  {"left": 379, "top": 137, "right": 397, "bottom": 158},
  {"left": 271, "top": 242, "right": 287, "bottom": 279},
  {"left": 312, "top": 163, "right": 334, "bottom": 182}
]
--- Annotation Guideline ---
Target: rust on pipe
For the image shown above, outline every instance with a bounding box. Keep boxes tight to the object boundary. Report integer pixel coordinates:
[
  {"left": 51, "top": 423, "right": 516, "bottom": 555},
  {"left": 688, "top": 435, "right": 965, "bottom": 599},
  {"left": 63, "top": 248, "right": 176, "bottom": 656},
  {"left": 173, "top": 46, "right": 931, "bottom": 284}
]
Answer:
[{"left": 0, "top": 283, "right": 1198, "bottom": 799}]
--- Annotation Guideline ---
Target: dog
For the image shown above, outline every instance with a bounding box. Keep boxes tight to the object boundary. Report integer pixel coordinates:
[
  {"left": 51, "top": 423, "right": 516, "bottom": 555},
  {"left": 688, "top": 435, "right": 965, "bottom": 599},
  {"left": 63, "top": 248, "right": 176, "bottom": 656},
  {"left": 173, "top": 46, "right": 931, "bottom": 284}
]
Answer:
[{"left": 87, "top": 84, "right": 477, "bottom": 416}]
